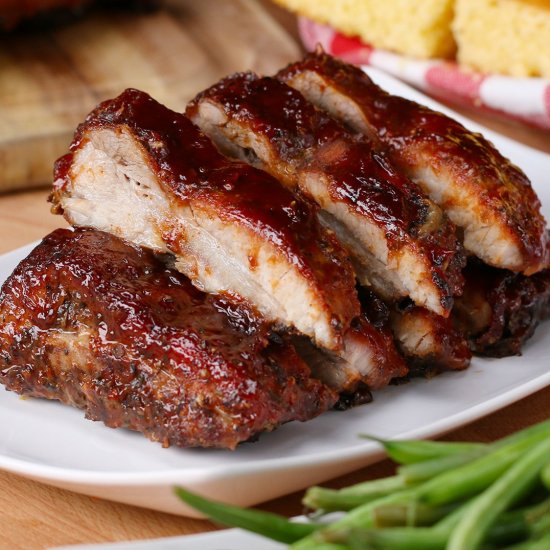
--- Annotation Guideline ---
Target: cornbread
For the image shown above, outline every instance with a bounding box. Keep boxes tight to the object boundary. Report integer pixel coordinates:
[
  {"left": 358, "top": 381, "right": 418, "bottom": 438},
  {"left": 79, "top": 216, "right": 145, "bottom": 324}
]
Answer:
[
  {"left": 274, "top": 0, "right": 456, "bottom": 58},
  {"left": 454, "top": 0, "right": 550, "bottom": 77}
]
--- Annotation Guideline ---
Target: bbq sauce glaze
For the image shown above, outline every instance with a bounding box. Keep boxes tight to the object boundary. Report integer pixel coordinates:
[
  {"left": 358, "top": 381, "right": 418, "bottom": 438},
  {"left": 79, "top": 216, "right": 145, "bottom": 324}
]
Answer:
[
  {"left": 0, "top": 228, "right": 337, "bottom": 448},
  {"left": 191, "top": 73, "right": 465, "bottom": 302},
  {"left": 51, "top": 88, "right": 360, "bottom": 329},
  {"left": 191, "top": 72, "right": 430, "bottom": 236},
  {"left": 281, "top": 52, "right": 548, "bottom": 273}
]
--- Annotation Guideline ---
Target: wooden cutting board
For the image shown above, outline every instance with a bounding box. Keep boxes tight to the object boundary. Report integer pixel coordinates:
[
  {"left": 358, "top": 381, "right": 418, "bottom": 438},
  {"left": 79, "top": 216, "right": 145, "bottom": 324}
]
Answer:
[{"left": 0, "top": 0, "right": 300, "bottom": 193}]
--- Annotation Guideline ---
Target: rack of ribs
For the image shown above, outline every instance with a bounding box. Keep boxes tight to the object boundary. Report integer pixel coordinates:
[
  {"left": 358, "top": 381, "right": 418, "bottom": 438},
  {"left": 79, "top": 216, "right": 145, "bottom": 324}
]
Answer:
[
  {"left": 187, "top": 74, "right": 465, "bottom": 318},
  {"left": 0, "top": 228, "right": 337, "bottom": 449},
  {"left": 278, "top": 51, "right": 549, "bottom": 275},
  {"left": 2, "top": 52, "right": 548, "bottom": 450},
  {"left": 49, "top": 88, "right": 408, "bottom": 394}
]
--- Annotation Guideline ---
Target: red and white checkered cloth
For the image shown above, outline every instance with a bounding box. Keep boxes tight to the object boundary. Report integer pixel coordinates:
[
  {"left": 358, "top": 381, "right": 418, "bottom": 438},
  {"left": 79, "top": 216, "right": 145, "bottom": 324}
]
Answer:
[{"left": 299, "top": 17, "right": 550, "bottom": 130}]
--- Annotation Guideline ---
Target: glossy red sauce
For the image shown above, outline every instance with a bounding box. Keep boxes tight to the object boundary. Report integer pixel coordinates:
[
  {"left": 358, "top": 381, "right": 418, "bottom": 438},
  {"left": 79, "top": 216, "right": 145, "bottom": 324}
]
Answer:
[
  {"left": 0, "top": 228, "right": 336, "bottom": 448},
  {"left": 192, "top": 73, "right": 431, "bottom": 235},
  {"left": 281, "top": 52, "right": 548, "bottom": 272},
  {"left": 52, "top": 88, "right": 358, "bottom": 323},
  {"left": 192, "top": 74, "right": 464, "bottom": 301}
]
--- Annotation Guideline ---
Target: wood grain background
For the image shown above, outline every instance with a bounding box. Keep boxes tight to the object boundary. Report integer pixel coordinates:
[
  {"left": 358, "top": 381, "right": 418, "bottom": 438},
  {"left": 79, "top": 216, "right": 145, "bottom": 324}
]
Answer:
[{"left": 0, "top": 0, "right": 300, "bottom": 192}]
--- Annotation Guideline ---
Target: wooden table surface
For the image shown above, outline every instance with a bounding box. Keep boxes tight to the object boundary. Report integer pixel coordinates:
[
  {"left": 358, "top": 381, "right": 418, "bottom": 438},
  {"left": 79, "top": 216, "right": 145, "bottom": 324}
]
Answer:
[{"left": 1, "top": 2, "right": 550, "bottom": 549}]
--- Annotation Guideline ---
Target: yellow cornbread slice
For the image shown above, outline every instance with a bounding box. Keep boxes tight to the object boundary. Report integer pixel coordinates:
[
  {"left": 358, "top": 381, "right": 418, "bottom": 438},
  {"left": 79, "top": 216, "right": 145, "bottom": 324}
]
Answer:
[
  {"left": 454, "top": 0, "right": 550, "bottom": 77},
  {"left": 274, "top": 0, "right": 456, "bottom": 59}
]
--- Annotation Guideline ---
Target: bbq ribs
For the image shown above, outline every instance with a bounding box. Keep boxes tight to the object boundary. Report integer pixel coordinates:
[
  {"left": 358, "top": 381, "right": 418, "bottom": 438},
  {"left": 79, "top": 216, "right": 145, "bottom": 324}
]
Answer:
[
  {"left": 187, "top": 73, "right": 465, "bottom": 317},
  {"left": 278, "top": 51, "right": 549, "bottom": 275},
  {"left": 51, "top": 89, "right": 359, "bottom": 353},
  {"left": 50, "top": 88, "right": 408, "bottom": 393},
  {"left": 0, "top": 228, "right": 336, "bottom": 449},
  {"left": 0, "top": 52, "right": 548, "bottom": 450}
]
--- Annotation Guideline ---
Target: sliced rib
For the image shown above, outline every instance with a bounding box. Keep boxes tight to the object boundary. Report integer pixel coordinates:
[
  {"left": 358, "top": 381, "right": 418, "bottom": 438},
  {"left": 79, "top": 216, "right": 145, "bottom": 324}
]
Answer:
[
  {"left": 453, "top": 260, "right": 550, "bottom": 357},
  {"left": 50, "top": 88, "right": 359, "bottom": 352},
  {"left": 0, "top": 228, "right": 337, "bottom": 449},
  {"left": 293, "top": 301, "right": 408, "bottom": 394},
  {"left": 278, "top": 51, "right": 549, "bottom": 275},
  {"left": 356, "top": 287, "right": 470, "bottom": 375},
  {"left": 188, "top": 74, "right": 464, "bottom": 317},
  {"left": 391, "top": 304, "right": 471, "bottom": 375}
]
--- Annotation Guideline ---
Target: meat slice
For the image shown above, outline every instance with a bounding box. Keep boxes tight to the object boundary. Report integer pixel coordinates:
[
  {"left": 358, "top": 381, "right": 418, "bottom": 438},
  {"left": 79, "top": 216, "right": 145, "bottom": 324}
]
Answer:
[
  {"left": 293, "top": 301, "right": 408, "bottom": 395},
  {"left": 50, "top": 88, "right": 359, "bottom": 352},
  {"left": 188, "top": 74, "right": 464, "bottom": 317},
  {"left": 391, "top": 304, "right": 471, "bottom": 375},
  {"left": 356, "top": 287, "right": 470, "bottom": 375},
  {"left": 453, "top": 260, "right": 550, "bottom": 357},
  {"left": 0, "top": 228, "right": 337, "bottom": 449},
  {"left": 278, "top": 51, "right": 549, "bottom": 275}
]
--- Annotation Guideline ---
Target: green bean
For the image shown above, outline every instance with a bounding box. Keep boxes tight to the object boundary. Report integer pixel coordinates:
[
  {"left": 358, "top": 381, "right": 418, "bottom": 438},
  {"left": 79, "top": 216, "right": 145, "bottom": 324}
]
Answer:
[
  {"left": 338, "top": 475, "right": 407, "bottom": 496},
  {"left": 447, "top": 437, "right": 550, "bottom": 550},
  {"left": 291, "top": 490, "right": 420, "bottom": 549},
  {"left": 320, "top": 502, "right": 472, "bottom": 550},
  {"left": 418, "top": 429, "right": 550, "bottom": 506},
  {"left": 372, "top": 502, "right": 458, "bottom": 527},
  {"left": 399, "top": 449, "right": 488, "bottom": 484},
  {"left": 328, "top": 489, "right": 419, "bottom": 529},
  {"left": 328, "top": 526, "right": 448, "bottom": 550},
  {"left": 502, "top": 533, "right": 550, "bottom": 550},
  {"left": 174, "top": 487, "right": 319, "bottom": 544},
  {"left": 304, "top": 488, "right": 383, "bottom": 513},
  {"left": 401, "top": 421, "right": 550, "bottom": 485},
  {"left": 303, "top": 476, "right": 406, "bottom": 512},
  {"left": 540, "top": 462, "right": 550, "bottom": 491},
  {"left": 362, "top": 435, "right": 486, "bottom": 465}
]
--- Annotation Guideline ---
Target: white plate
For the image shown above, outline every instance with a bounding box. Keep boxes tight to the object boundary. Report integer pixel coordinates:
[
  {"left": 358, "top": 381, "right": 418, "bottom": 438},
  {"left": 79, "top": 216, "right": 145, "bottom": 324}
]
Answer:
[
  {"left": 1, "top": 68, "right": 549, "bottom": 519},
  {"left": 55, "top": 529, "right": 283, "bottom": 550}
]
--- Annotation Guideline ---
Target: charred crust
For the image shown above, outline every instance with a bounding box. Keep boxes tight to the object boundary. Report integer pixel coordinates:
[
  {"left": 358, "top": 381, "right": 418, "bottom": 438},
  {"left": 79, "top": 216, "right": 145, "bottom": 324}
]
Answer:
[
  {"left": 333, "top": 382, "right": 373, "bottom": 410},
  {"left": 0, "top": 228, "right": 336, "bottom": 448}
]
